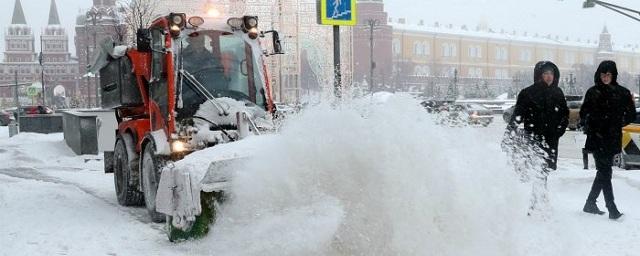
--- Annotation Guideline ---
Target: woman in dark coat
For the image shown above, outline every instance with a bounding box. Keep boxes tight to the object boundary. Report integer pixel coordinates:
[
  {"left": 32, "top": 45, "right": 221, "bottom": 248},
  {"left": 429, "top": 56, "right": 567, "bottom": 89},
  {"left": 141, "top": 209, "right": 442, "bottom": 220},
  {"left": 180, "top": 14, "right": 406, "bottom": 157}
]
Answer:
[{"left": 580, "top": 60, "right": 636, "bottom": 220}]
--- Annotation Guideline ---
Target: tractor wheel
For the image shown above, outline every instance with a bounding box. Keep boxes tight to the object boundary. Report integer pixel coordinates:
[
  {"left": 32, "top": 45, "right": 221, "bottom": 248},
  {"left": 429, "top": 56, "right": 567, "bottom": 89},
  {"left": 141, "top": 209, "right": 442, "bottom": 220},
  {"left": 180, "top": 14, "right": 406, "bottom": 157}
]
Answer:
[
  {"left": 141, "top": 140, "right": 167, "bottom": 223},
  {"left": 114, "top": 136, "right": 144, "bottom": 206},
  {"left": 167, "top": 191, "right": 222, "bottom": 242}
]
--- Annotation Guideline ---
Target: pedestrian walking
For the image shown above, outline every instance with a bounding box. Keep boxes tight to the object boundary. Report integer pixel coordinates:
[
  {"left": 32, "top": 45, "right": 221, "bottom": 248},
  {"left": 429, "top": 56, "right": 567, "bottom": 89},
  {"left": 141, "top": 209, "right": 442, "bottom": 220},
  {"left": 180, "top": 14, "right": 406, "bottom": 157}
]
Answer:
[
  {"left": 580, "top": 60, "right": 636, "bottom": 220},
  {"left": 505, "top": 61, "right": 569, "bottom": 216}
]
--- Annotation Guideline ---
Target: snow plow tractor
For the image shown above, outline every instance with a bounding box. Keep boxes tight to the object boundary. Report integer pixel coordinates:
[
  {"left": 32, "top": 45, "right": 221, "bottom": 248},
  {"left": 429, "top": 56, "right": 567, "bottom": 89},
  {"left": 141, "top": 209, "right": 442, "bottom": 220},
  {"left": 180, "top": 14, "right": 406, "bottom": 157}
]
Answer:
[{"left": 97, "top": 13, "right": 283, "bottom": 241}]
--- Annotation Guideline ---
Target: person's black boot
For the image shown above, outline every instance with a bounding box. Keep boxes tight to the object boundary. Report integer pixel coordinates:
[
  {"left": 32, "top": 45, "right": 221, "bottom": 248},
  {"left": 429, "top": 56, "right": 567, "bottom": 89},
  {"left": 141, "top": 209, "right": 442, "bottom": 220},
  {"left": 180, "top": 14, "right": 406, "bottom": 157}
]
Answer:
[
  {"left": 608, "top": 204, "right": 624, "bottom": 220},
  {"left": 583, "top": 201, "right": 605, "bottom": 215}
]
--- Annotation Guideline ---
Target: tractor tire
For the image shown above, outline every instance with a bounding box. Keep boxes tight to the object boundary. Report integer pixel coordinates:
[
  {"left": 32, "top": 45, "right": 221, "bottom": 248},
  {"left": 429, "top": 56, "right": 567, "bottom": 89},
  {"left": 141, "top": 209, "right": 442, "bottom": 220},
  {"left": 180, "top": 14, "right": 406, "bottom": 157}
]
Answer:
[
  {"left": 114, "top": 137, "right": 144, "bottom": 206},
  {"left": 167, "top": 191, "right": 222, "bottom": 242},
  {"left": 141, "top": 140, "right": 167, "bottom": 223}
]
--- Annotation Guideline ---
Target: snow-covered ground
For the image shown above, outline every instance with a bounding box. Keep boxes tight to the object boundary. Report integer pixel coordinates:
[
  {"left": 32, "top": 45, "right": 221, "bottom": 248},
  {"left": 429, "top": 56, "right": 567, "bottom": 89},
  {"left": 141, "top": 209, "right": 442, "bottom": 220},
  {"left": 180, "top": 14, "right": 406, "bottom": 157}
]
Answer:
[{"left": 1, "top": 94, "right": 640, "bottom": 255}]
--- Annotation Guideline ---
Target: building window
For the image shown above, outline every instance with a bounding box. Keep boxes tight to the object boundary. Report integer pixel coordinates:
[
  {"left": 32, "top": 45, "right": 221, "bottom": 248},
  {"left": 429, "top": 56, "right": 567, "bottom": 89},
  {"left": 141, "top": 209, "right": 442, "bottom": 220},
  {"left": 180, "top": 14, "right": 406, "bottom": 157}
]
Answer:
[
  {"left": 520, "top": 49, "right": 532, "bottom": 62},
  {"left": 442, "top": 43, "right": 457, "bottom": 57},
  {"left": 423, "top": 42, "right": 431, "bottom": 56},
  {"left": 468, "top": 45, "right": 482, "bottom": 58},
  {"left": 495, "top": 47, "right": 508, "bottom": 60},
  {"left": 413, "top": 41, "right": 430, "bottom": 56},
  {"left": 414, "top": 42, "right": 423, "bottom": 56},
  {"left": 392, "top": 39, "right": 401, "bottom": 56}
]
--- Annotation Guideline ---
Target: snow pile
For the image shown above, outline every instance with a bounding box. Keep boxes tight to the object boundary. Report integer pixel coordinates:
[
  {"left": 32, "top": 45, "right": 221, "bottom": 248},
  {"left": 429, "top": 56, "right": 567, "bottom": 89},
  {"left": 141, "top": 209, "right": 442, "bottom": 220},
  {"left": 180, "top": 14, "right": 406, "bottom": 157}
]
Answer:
[
  {"left": 178, "top": 93, "right": 550, "bottom": 255},
  {"left": 191, "top": 97, "right": 272, "bottom": 145},
  {"left": 194, "top": 97, "right": 268, "bottom": 127}
]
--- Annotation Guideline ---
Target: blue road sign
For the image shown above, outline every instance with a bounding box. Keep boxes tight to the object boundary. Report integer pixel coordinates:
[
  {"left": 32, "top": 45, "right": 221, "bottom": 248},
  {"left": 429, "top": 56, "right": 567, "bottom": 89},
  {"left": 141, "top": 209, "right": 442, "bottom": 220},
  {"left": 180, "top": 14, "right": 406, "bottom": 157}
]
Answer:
[{"left": 319, "top": 0, "right": 357, "bottom": 26}]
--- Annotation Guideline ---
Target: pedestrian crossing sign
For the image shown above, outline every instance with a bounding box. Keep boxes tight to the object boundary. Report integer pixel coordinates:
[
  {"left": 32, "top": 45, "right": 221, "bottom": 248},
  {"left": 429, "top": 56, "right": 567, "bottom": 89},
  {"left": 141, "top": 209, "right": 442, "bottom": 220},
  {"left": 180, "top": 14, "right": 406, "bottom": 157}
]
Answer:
[{"left": 318, "top": 0, "right": 357, "bottom": 26}]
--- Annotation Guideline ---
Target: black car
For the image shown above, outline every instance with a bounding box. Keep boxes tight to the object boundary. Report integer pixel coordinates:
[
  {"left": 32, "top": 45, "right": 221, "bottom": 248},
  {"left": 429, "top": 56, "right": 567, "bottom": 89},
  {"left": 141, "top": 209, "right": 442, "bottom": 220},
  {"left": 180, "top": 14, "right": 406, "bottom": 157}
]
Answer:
[
  {"left": 0, "top": 110, "right": 13, "bottom": 126},
  {"left": 421, "top": 100, "right": 455, "bottom": 113}
]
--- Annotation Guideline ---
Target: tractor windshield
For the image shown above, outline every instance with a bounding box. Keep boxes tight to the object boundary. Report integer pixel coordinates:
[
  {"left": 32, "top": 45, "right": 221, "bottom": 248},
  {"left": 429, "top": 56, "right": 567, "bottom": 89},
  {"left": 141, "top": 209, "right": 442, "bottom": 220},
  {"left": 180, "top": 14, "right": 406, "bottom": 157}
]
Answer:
[{"left": 178, "top": 30, "right": 266, "bottom": 118}]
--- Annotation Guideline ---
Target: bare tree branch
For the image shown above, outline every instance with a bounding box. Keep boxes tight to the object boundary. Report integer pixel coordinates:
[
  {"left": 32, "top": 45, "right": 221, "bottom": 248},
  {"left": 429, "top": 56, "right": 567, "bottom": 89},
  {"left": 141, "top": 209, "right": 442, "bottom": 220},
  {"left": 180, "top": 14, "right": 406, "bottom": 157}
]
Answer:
[{"left": 117, "top": 0, "right": 160, "bottom": 44}]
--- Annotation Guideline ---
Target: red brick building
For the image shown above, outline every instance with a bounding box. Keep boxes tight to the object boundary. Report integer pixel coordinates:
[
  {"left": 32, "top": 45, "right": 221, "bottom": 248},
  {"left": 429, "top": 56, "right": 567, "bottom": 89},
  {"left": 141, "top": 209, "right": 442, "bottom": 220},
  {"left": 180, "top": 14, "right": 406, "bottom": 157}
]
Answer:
[
  {"left": 74, "top": 0, "right": 123, "bottom": 107},
  {"left": 0, "top": 0, "right": 79, "bottom": 109}
]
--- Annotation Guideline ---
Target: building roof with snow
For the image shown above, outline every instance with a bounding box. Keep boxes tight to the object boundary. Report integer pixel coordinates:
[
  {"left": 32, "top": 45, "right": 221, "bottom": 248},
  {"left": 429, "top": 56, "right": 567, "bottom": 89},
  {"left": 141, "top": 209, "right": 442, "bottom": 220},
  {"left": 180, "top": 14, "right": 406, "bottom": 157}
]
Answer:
[{"left": 389, "top": 20, "right": 640, "bottom": 54}]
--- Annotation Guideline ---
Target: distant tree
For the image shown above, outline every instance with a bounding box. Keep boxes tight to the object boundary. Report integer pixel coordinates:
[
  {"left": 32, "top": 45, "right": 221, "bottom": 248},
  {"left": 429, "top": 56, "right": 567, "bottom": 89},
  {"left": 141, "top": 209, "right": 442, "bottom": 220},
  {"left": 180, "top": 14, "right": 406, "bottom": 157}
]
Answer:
[
  {"left": 117, "top": 0, "right": 159, "bottom": 44},
  {"left": 572, "top": 63, "right": 596, "bottom": 94}
]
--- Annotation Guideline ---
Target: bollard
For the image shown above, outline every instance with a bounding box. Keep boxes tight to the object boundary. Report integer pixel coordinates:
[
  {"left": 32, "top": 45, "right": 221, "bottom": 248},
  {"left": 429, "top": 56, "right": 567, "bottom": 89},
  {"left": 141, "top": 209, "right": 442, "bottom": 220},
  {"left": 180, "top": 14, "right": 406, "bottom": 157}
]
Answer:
[{"left": 8, "top": 122, "right": 19, "bottom": 137}]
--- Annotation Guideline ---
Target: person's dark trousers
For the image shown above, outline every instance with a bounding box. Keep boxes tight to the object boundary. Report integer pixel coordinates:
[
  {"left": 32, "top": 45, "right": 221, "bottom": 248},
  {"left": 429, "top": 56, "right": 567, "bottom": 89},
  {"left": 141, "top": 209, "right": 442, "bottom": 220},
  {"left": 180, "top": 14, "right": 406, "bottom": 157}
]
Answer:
[
  {"left": 541, "top": 137, "right": 559, "bottom": 171},
  {"left": 586, "top": 152, "right": 616, "bottom": 208}
]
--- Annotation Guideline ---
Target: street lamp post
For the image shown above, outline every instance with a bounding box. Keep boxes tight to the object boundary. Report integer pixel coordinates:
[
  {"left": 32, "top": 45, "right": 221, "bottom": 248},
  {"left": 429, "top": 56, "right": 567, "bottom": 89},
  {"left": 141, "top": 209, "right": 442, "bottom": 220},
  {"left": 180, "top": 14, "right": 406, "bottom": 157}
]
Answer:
[
  {"left": 583, "top": 0, "right": 640, "bottom": 22},
  {"left": 39, "top": 35, "right": 45, "bottom": 107},
  {"left": 564, "top": 73, "right": 578, "bottom": 95},
  {"left": 366, "top": 19, "right": 379, "bottom": 93},
  {"left": 86, "top": 8, "right": 102, "bottom": 108},
  {"left": 14, "top": 71, "right": 21, "bottom": 129}
]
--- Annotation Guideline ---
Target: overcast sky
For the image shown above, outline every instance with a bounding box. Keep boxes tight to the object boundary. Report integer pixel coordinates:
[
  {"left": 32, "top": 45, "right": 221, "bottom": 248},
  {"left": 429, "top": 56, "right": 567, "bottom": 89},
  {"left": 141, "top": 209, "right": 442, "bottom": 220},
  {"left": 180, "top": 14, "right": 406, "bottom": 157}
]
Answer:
[{"left": 1, "top": 0, "right": 640, "bottom": 60}]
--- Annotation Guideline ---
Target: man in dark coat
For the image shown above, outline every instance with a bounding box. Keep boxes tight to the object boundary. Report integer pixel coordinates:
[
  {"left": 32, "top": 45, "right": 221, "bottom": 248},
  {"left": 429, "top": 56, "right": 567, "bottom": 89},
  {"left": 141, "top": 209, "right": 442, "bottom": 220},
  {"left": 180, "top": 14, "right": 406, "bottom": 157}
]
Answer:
[
  {"left": 580, "top": 60, "right": 635, "bottom": 220},
  {"left": 506, "top": 61, "right": 569, "bottom": 215}
]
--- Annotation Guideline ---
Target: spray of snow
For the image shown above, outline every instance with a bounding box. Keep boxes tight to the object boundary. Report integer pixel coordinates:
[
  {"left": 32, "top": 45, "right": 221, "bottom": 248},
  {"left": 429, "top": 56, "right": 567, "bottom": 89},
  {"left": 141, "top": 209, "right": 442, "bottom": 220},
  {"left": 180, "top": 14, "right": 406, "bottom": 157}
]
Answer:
[{"left": 170, "top": 93, "right": 573, "bottom": 255}]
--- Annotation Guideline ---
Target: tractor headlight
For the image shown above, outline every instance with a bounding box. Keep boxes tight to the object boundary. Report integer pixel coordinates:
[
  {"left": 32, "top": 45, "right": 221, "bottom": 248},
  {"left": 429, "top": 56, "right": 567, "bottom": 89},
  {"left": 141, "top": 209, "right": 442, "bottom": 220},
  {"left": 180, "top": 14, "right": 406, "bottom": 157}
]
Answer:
[
  {"left": 188, "top": 16, "right": 205, "bottom": 27},
  {"left": 169, "top": 13, "right": 186, "bottom": 27},
  {"left": 227, "top": 17, "right": 244, "bottom": 31},
  {"left": 170, "top": 25, "right": 181, "bottom": 35},
  {"left": 248, "top": 27, "right": 259, "bottom": 39},
  {"left": 228, "top": 16, "right": 259, "bottom": 39},
  {"left": 169, "top": 13, "right": 186, "bottom": 37},
  {"left": 171, "top": 140, "right": 188, "bottom": 152},
  {"left": 172, "top": 15, "right": 184, "bottom": 25},
  {"left": 244, "top": 16, "right": 258, "bottom": 28}
]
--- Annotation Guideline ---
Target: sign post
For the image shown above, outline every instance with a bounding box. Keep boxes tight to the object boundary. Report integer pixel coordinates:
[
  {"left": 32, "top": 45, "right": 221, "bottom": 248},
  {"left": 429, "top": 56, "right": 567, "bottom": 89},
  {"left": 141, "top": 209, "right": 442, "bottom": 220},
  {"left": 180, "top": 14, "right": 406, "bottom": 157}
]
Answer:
[{"left": 318, "top": 0, "right": 357, "bottom": 98}]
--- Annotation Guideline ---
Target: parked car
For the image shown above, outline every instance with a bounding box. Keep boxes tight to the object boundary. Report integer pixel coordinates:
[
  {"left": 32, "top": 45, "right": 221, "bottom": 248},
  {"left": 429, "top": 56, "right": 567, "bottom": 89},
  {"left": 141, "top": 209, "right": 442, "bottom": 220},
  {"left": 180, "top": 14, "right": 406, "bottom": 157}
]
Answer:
[
  {"left": 6, "top": 105, "right": 54, "bottom": 119},
  {"left": 613, "top": 107, "right": 640, "bottom": 170},
  {"left": 460, "top": 103, "right": 494, "bottom": 126},
  {"left": 0, "top": 110, "right": 14, "bottom": 126},
  {"left": 420, "top": 100, "right": 455, "bottom": 113}
]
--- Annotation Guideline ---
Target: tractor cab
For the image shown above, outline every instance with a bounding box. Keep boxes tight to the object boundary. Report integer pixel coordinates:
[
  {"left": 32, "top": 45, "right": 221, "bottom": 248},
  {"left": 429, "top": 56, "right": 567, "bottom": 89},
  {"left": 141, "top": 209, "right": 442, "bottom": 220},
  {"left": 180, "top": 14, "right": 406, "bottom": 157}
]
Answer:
[
  {"left": 133, "top": 13, "right": 283, "bottom": 153},
  {"left": 175, "top": 29, "right": 267, "bottom": 119}
]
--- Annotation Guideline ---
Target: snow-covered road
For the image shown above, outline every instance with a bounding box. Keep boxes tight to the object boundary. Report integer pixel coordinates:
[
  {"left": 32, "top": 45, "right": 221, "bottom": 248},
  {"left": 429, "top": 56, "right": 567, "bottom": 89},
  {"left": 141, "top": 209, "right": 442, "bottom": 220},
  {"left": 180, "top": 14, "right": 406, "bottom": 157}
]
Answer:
[{"left": 2, "top": 96, "right": 640, "bottom": 255}]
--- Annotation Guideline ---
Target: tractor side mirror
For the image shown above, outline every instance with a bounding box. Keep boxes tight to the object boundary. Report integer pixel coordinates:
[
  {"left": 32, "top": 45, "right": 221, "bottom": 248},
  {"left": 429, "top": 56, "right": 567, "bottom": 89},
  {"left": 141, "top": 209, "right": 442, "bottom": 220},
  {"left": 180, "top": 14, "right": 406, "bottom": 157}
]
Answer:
[
  {"left": 271, "top": 31, "right": 283, "bottom": 55},
  {"left": 137, "top": 28, "right": 151, "bottom": 52},
  {"left": 260, "top": 30, "right": 284, "bottom": 56}
]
